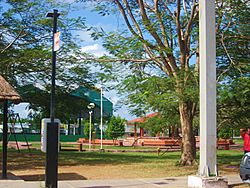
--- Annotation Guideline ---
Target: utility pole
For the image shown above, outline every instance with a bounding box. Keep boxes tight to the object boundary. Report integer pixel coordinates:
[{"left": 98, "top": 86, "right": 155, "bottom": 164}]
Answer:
[
  {"left": 199, "top": 1, "right": 216, "bottom": 176},
  {"left": 94, "top": 87, "right": 107, "bottom": 151},
  {"left": 46, "top": 9, "right": 60, "bottom": 188},
  {"left": 189, "top": 1, "right": 227, "bottom": 187}
]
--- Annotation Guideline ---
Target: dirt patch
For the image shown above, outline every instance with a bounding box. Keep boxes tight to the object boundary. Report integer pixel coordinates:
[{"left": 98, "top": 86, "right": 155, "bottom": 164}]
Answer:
[
  {"left": 1, "top": 148, "right": 242, "bottom": 182},
  {"left": 11, "top": 163, "right": 197, "bottom": 181}
]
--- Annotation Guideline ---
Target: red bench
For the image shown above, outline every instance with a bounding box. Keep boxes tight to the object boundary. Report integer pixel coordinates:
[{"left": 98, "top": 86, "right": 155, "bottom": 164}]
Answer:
[
  {"left": 143, "top": 139, "right": 181, "bottom": 147},
  {"left": 77, "top": 138, "right": 123, "bottom": 146},
  {"left": 217, "top": 141, "right": 230, "bottom": 150}
]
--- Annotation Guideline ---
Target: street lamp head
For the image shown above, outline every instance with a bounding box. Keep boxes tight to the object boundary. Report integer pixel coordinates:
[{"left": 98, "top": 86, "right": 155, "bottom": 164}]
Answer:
[
  {"left": 46, "top": 10, "right": 60, "bottom": 18},
  {"left": 46, "top": 12, "right": 54, "bottom": 18},
  {"left": 87, "top": 103, "right": 95, "bottom": 109}
]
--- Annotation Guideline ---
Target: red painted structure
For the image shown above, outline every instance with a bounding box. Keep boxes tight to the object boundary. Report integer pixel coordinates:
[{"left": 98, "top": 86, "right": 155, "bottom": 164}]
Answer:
[{"left": 127, "top": 112, "right": 158, "bottom": 137}]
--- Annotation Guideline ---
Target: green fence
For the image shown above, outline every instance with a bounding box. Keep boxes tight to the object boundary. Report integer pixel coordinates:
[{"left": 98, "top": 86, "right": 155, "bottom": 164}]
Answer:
[{"left": 0, "top": 133, "right": 84, "bottom": 142}]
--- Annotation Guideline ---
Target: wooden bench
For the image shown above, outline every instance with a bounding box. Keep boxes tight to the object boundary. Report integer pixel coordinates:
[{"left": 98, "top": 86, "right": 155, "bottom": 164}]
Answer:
[
  {"left": 143, "top": 139, "right": 181, "bottom": 147},
  {"left": 60, "top": 142, "right": 83, "bottom": 152},
  {"left": 94, "top": 139, "right": 122, "bottom": 146},
  {"left": 156, "top": 140, "right": 182, "bottom": 156},
  {"left": 217, "top": 141, "right": 230, "bottom": 150},
  {"left": 78, "top": 138, "right": 123, "bottom": 146},
  {"left": 196, "top": 141, "right": 230, "bottom": 150},
  {"left": 196, "top": 137, "right": 232, "bottom": 150},
  {"left": 8, "top": 142, "right": 32, "bottom": 150}
]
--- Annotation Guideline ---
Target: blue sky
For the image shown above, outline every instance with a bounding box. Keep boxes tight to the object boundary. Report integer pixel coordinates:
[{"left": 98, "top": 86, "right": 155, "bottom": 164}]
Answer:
[{"left": 13, "top": 1, "right": 136, "bottom": 120}]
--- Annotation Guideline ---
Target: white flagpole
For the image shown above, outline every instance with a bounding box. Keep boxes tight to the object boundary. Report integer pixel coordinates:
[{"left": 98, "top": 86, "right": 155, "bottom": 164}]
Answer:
[{"left": 100, "top": 87, "right": 103, "bottom": 150}]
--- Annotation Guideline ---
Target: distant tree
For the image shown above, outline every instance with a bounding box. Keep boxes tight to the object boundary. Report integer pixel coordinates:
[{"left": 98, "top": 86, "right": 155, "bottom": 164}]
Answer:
[
  {"left": 106, "top": 116, "right": 125, "bottom": 142},
  {"left": 217, "top": 77, "right": 250, "bottom": 131},
  {"left": 140, "top": 116, "right": 168, "bottom": 137},
  {"left": 218, "top": 127, "right": 232, "bottom": 140},
  {"left": 83, "top": 120, "right": 94, "bottom": 139}
]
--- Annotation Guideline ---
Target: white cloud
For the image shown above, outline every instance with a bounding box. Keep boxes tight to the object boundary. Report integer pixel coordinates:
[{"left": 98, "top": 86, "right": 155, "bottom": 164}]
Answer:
[
  {"left": 103, "top": 90, "right": 136, "bottom": 120},
  {"left": 81, "top": 43, "right": 107, "bottom": 57},
  {"left": 114, "top": 107, "right": 136, "bottom": 121},
  {"left": 81, "top": 43, "right": 99, "bottom": 51},
  {"left": 12, "top": 103, "right": 30, "bottom": 118},
  {"left": 75, "top": 30, "right": 94, "bottom": 43},
  {"left": 110, "top": 96, "right": 119, "bottom": 106}
]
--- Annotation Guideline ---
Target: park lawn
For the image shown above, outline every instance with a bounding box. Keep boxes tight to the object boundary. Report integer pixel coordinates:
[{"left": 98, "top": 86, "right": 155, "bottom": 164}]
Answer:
[
  {"left": 0, "top": 145, "right": 244, "bottom": 181},
  {"left": 234, "top": 138, "right": 244, "bottom": 146}
]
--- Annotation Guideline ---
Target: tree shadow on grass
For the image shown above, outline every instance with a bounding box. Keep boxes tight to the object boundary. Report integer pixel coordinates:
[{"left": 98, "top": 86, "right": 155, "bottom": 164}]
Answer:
[
  {"left": 3, "top": 148, "right": 244, "bottom": 173},
  {"left": 0, "top": 148, "right": 182, "bottom": 171},
  {"left": 217, "top": 152, "right": 242, "bottom": 165},
  {"left": 197, "top": 150, "right": 243, "bottom": 165},
  {"left": 58, "top": 150, "right": 181, "bottom": 166},
  {"left": 19, "top": 172, "right": 87, "bottom": 181}
]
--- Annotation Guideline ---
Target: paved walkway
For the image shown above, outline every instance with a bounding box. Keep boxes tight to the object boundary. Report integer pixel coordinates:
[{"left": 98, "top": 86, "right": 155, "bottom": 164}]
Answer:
[{"left": 0, "top": 174, "right": 246, "bottom": 188}]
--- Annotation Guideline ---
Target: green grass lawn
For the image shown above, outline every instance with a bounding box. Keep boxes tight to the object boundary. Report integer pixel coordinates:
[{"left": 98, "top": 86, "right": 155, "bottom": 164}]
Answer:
[
  {"left": 234, "top": 138, "right": 244, "bottom": 146},
  {"left": 0, "top": 142, "right": 244, "bottom": 179}
]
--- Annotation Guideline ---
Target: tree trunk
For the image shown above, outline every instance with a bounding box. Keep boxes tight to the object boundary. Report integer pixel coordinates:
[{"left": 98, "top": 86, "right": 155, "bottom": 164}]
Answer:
[{"left": 179, "top": 102, "right": 196, "bottom": 165}]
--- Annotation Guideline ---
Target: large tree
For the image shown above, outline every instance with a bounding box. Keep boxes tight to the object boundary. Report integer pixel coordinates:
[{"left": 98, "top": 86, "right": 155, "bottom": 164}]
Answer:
[
  {"left": 81, "top": 0, "right": 249, "bottom": 165},
  {"left": 84, "top": 0, "right": 200, "bottom": 165}
]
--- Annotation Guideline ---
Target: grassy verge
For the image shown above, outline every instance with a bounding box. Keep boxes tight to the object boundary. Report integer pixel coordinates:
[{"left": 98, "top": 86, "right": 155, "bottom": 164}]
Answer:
[{"left": 0, "top": 143, "right": 244, "bottom": 178}]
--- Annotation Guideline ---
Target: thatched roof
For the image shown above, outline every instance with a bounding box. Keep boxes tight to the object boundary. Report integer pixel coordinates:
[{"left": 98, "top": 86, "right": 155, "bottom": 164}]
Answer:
[{"left": 0, "top": 75, "right": 21, "bottom": 103}]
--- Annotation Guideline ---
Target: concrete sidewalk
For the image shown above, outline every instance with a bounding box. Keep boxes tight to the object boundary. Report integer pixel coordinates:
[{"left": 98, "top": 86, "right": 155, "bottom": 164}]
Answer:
[{"left": 0, "top": 174, "right": 246, "bottom": 188}]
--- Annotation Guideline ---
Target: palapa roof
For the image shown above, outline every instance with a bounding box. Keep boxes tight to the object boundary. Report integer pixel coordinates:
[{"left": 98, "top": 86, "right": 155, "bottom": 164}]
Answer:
[{"left": 0, "top": 75, "right": 21, "bottom": 103}]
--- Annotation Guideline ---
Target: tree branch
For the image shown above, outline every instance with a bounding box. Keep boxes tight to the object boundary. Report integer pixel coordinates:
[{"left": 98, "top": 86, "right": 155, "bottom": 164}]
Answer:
[
  {"left": 175, "top": 0, "right": 185, "bottom": 56},
  {"left": 154, "top": 0, "right": 170, "bottom": 48},
  {"left": 122, "top": 0, "right": 143, "bottom": 37},
  {"left": 183, "top": 0, "right": 189, "bottom": 19},
  {"left": 184, "top": 1, "right": 198, "bottom": 42},
  {"left": 159, "top": 0, "right": 175, "bottom": 20},
  {"left": 138, "top": 0, "right": 166, "bottom": 49},
  {"left": 138, "top": 0, "right": 178, "bottom": 75},
  {"left": 217, "top": 21, "right": 243, "bottom": 82},
  {"left": 1, "top": 29, "right": 24, "bottom": 53},
  {"left": 115, "top": 0, "right": 155, "bottom": 49}
]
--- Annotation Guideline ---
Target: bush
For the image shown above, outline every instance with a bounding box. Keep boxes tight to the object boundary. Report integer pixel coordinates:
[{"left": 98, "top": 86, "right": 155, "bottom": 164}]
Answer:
[
  {"left": 106, "top": 116, "right": 125, "bottom": 141},
  {"left": 218, "top": 128, "right": 232, "bottom": 139}
]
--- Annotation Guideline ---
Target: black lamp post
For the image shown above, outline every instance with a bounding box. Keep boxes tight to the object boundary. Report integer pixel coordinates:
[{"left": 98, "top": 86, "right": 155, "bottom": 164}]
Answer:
[{"left": 46, "top": 9, "right": 60, "bottom": 188}]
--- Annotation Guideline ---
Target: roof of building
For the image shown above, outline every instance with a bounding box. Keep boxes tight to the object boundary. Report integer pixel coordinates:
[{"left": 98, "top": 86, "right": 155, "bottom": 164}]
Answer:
[
  {"left": 127, "top": 112, "right": 158, "bottom": 125},
  {"left": 17, "top": 84, "right": 113, "bottom": 117},
  {"left": 71, "top": 86, "right": 113, "bottom": 117}
]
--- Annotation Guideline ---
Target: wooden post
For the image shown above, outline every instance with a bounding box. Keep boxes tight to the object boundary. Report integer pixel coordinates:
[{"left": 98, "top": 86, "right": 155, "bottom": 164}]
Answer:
[{"left": 2, "top": 100, "right": 8, "bottom": 179}]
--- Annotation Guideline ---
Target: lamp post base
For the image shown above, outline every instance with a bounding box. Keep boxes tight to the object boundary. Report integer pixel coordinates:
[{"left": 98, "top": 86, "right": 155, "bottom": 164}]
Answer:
[
  {"left": 188, "top": 175, "right": 228, "bottom": 188},
  {"left": 99, "top": 148, "right": 105, "bottom": 153}
]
